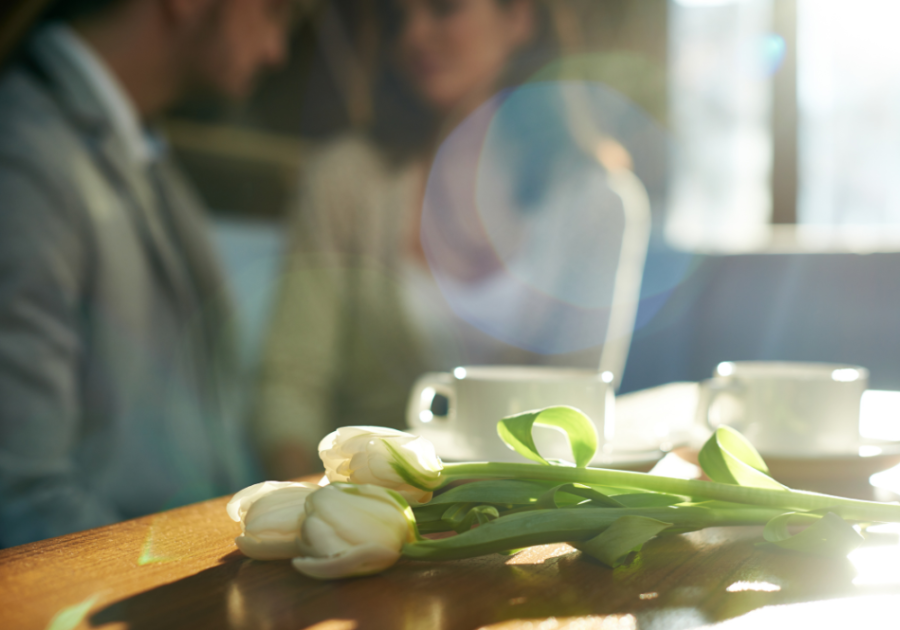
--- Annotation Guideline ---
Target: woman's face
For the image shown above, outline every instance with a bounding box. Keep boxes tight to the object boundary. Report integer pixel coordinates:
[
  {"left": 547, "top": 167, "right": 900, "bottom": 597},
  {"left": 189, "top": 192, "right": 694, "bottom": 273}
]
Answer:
[{"left": 393, "top": 0, "right": 535, "bottom": 115}]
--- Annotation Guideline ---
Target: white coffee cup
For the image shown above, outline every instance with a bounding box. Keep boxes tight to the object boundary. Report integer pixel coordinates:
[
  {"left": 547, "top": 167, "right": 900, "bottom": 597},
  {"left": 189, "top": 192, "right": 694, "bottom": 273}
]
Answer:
[
  {"left": 695, "top": 361, "right": 869, "bottom": 457},
  {"left": 406, "top": 366, "right": 615, "bottom": 463}
]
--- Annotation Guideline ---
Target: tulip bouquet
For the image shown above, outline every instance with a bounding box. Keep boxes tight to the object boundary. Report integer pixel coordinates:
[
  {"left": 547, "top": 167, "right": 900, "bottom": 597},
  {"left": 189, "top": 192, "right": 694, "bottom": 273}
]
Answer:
[{"left": 228, "top": 406, "right": 900, "bottom": 579}]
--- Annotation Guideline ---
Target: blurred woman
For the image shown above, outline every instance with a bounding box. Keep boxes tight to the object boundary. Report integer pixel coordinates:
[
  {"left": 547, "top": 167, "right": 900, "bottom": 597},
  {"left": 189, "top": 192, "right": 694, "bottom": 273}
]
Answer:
[{"left": 253, "top": 0, "right": 624, "bottom": 477}]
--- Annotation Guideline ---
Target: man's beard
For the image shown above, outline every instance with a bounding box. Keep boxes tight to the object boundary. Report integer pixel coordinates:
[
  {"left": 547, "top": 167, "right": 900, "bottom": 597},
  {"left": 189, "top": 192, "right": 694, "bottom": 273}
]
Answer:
[{"left": 170, "top": 0, "right": 248, "bottom": 111}]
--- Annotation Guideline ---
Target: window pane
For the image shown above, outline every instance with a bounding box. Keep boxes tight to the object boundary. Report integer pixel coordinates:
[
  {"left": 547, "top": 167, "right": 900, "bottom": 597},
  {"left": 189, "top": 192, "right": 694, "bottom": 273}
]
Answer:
[
  {"left": 667, "top": 0, "right": 774, "bottom": 251},
  {"left": 797, "top": 0, "right": 900, "bottom": 228}
]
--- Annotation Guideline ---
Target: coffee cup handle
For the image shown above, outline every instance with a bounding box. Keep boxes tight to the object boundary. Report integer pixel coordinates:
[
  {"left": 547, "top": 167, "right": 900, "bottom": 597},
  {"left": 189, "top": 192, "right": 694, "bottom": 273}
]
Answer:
[
  {"left": 695, "top": 379, "right": 744, "bottom": 432},
  {"left": 407, "top": 372, "right": 456, "bottom": 430}
]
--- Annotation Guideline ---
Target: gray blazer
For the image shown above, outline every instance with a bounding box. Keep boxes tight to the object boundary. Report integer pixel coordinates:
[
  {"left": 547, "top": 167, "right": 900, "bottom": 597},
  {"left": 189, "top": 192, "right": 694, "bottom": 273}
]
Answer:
[{"left": 0, "top": 40, "right": 256, "bottom": 546}]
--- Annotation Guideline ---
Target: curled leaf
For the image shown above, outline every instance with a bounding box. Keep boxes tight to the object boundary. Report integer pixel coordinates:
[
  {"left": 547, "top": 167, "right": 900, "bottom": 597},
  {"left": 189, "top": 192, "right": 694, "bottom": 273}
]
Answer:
[
  {"left": 454, "top": 505, "right": 501, "bottom": 532},
  {"left": 439, "top": 503, "right": 504, "bottom": 533},
  {"left": 441, "top": 503, "right": 474, "bottom": 528},
  {"left": 699, "top": 427, "right": 786, "bottom": 490},
  {"left": 575, "top": 516, "right": 672, "bottom": 567},
  {"left": 497, "top": 406, "right": 598, "bottom": 468},
  {"left": 762, "top": 511, "right": 863, "bottom": 557}
]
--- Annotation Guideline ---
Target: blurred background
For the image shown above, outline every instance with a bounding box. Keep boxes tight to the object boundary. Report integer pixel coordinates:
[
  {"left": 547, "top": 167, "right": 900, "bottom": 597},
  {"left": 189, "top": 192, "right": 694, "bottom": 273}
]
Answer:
[
  {"left": 135, "top": 0, "right": 900, "bottom": 399},
  {"left": 162, "top": 0, "right": 674, "bottom": 392},
  {"left": 7, "top": 0, "right": 900, "bottom": 395}
]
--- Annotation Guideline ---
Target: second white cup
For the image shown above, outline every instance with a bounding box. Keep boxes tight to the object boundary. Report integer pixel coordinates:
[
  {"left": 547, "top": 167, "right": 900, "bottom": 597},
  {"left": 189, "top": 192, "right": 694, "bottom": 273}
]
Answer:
[{"left": 696, "top": 361, "right": 869, "bottom": 457}]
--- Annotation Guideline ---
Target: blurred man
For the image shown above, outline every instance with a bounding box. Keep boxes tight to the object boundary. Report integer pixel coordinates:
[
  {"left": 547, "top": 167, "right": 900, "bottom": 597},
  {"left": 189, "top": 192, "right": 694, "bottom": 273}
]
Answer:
[{"left": 0, "top": 0, "right": 291, "bottom": 546}]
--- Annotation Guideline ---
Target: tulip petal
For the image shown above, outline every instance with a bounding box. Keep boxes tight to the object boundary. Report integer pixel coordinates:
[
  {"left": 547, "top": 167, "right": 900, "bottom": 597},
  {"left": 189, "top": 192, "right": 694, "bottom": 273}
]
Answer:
[
  {"left": 318, "top": 426, "right": 442, "bottom": 501},
  {"left": 310, "top": 490, "right": 408, "bottom": 549},
  {"left": 408, "top": 437, "right": 443, "bottom": 472},
  {"left": 226, "top": 481, "right": 317, "bottom": 522},
  {"left": 228, "top": 482, "right": 319, "bottom": 561},
  {"left": 318, "top": 426, "right": 408, "bottom": 454},
  {"left": 364, "top": 453, "right": 399, "bottom": 484},
  {"left": 402, "top": 489, "right": 434, "bottom": 505},
  {"left": 235, "top": 534, "right": 303, "bottom": 560},
  {"left": 226, "top": 481, "right": 274, "bottom": 522},
  {"left": 291, "top": 543, "right": 401, "bottom": 580},
  {"left": 301, "top": 514, "right": 353, "bottom": 557},
  {"left": 239, "top": 488, "right": 316, "bottom": 535},
  {"left": 349, "top": 452, "right": 384, "bottom": 485}
]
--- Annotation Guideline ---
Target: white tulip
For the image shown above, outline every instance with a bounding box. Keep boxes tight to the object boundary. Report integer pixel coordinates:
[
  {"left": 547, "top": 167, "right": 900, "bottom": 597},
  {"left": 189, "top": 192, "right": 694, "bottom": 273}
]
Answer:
[
  {"left": 318, "top": 426, "right": 443, "bottom": 504},
  {"left": 291, "top": 483, "right": 416, "bottom": 579},
  {"left": 226, "top": 480, "right": 319, "bottom": 560}
]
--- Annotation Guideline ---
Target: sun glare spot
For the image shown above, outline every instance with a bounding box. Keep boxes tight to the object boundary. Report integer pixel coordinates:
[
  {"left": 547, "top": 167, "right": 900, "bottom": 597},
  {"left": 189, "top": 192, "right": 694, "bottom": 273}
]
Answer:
[
  {"left": 860, "top": 390, "right": 900, "bottom": 441},
  {"left": 138, "top": 522, "right": 176, "bottom": 566},
  {"left": 505, "top": 543, "right": 576, "bottom": 565},
  {"left": 726, "top": 581, "right": 781, "bottom": 593},
  {"left": 859, "top": 445, "right": 883, "bottom": 458},
  {"left": 305, "top": 621, "right": 358, "bottom": 630},
  {"left": 850, "top": 546, "right": 900, "bottom": 587},
  {"left": 674, "top": 0, "right": 745, "bottom": 5},
  {"left": 46, "top": 595, "right": 100, "bottom": 630},
  {"left": 479, "top": 614, "right": 637, "bottom": 630},
  {"left": 831, "top": 368, "right": 861, "bottom": 382},
  {"left": 716, "top": 362, "right": 735, "bottom": 377}
]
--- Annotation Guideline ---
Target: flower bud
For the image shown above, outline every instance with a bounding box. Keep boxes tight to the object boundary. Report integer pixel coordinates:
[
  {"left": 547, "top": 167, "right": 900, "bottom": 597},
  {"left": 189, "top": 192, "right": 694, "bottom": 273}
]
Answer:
[
  {"left": 291, "top": 483, "right": 417, "bottom": 579},
  {"left": 318, "top": 426, "right": 443, "bottom": 504},
  {"left": 226, "top": 481, "right": 318, "bottom": 560}
]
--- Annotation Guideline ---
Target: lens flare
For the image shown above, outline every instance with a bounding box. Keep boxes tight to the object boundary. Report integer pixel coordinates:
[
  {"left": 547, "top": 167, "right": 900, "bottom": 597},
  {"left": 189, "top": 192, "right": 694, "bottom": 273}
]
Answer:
[{"left": 421, "top": 79, "right": 683, "bottom": 355}]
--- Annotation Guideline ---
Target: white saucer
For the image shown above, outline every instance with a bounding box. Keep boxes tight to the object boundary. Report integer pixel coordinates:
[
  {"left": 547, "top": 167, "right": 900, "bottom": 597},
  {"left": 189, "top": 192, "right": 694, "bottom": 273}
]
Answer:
[
  {"left": 760, "top": 438, "right": 900, "bottom": 484},
  {"left": 760, "top": 438, "right": 900, "bottom": 460},
  {"left": 588, "top": 447, "right": 668, "bottom": 471},
  {"left": 409, "top": 425, "right": 666, "bottom": 471}
]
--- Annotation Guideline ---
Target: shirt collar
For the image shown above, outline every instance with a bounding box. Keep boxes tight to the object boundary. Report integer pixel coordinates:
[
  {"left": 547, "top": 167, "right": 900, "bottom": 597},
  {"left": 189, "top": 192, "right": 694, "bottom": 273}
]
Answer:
[{"left": 34, "top": 24, "right": 162, "bottom": 165}]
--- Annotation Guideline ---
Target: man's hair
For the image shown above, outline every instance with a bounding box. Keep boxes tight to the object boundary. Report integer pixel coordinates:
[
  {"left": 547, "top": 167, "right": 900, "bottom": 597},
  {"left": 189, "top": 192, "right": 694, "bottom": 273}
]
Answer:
[{"left": 41, "top": 0, "right": 128, "bottom": 23}]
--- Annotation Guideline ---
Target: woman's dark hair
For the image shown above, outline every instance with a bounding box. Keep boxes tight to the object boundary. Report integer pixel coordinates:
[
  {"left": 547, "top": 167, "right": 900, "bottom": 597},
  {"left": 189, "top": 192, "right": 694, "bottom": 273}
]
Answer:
[
  {"left": 0, "top": 0, "right": 125, "bottom": 74},
  {"left": 368, "top": 0, "right": 560, "bottom": 162},
  {"left": 41, "top": 0, "right": 127, "bottom": 23}
]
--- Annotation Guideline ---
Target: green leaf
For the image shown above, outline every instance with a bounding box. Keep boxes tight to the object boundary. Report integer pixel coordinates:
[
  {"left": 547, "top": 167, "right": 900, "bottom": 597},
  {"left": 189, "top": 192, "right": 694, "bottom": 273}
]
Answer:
[
  {"left": 611, "top": 493, "right": 687, "bottom": 508},
  {"left": 537, "top": 483, "right": 625, "bottom": 509},
  {"left": 412, "top": 504, "right": 448, "bottom": 524},
  {"left": 762, "top": 511, "right": 863, "bottom": 557},
  {"left": 403, "top": 503, "right": 778, "bottom": 562},
  {"left": 424, "top": 480, "right": 556, "bottom": 507},
  {"left": 414, "top": 480, "right": 555, "bottom": 534},
  {"left": 698, "top": 426, "right": 787, "bottom": 490},
  {"left": 575, "top": 516, "right": 672, "bottom": 567},
  {"left": 497, "top": 406, "right": 599, "bottom": 468},
  {"left": 405, "top": 508, "right": 625, "bottom": 560}
]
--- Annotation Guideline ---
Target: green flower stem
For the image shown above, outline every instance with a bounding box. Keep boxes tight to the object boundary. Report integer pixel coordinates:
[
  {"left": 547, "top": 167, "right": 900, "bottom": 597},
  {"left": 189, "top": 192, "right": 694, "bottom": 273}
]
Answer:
[
  {"left": 438, "top": 462, "right": 900, "bottom": 523},
  {"left": 403, "top": 504, "right": 787, "bottom": 561}
]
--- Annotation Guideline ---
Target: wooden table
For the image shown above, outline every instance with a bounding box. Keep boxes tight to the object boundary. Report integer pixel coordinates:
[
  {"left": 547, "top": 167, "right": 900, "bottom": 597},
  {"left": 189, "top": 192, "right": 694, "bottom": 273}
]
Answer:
[{"left": 3, "top": 472, "right": 900, "bottom": 630}]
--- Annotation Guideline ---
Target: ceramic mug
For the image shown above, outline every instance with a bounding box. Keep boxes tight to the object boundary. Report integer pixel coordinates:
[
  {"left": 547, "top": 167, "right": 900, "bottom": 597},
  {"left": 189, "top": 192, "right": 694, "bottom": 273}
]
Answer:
[
  {"left": 695, "top": 361, "right": 869, "bottom": 457},
  {"left": 406, "top": 365, "right": 615, "bottom": 463}
]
